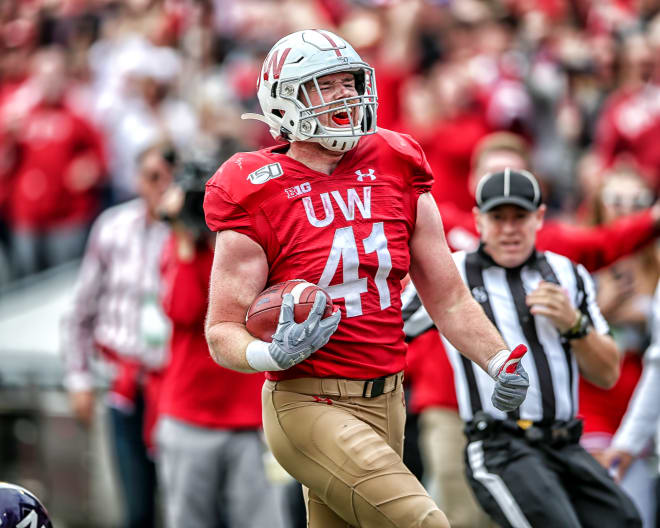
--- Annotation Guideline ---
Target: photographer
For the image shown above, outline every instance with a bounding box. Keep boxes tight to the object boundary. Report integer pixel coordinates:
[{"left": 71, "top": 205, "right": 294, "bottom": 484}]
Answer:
[{"left": 154, "top": 161, "right": 285, "bottom": 528}]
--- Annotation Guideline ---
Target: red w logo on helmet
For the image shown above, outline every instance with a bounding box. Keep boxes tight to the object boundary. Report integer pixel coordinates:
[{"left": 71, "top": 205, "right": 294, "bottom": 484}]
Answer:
[{"left": 263, "top": 48, "right": 292, "bottom": 82}]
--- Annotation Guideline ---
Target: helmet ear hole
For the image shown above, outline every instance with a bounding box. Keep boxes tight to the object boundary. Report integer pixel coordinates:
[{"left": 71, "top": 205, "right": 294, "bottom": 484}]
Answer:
[
  {"left": 362, "top": 109, "right": 372, "bottom": 133},
  {"left": 271, "top": 81, "right": 278, "bottom": 99},
  {"left": 354, "top": 71, "right": 365, "bottom": 95}
]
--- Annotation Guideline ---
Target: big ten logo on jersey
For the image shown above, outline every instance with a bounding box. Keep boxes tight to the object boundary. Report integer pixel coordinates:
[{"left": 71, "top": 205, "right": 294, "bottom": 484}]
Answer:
[
  {"left": 247, "top": 162, "right": 283, "bottom": 184},
  {"left": 285, "top": 182, "right": 312, "bottom": 199},
  {"left": 301, "top": 185, "right": 393, "bottom": 318}
]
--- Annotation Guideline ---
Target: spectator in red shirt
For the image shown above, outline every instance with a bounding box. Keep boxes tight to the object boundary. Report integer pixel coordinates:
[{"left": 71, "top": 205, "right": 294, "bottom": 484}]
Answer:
[
  {"left": 155, "top": 165, "right": 286, "bottom": 528},
  {"left": 2, "top": 46, "right": 106, "bottom": 277},
  {"left": 593, "top": 26, "right": 660, "bottom": 189},
  {"left": 424, "top": 61, "right": 492, "bottom": 212},
  {"left": 0, "top": 19, "right": 32, "bottom": 263}
]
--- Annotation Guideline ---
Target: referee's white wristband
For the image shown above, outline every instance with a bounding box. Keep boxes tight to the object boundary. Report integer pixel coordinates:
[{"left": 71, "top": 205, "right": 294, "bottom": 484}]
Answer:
[
  {"left": 487, "top": 349, "right": 511, "bottom": 379},
  {"left": 245, "top": 339, "right": 283, "bottom": 372}
]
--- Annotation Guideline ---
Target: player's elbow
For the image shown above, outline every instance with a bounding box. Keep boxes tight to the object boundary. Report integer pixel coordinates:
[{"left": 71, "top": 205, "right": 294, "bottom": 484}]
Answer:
[
  {"left": 204, "top": 321, "right": 226, "bottom": 367},
  {"left": 204, "top": 319, "right": 250, "bottom": 372},
  {"left": 442, "top": 284, "right": 477, "bottom": 319}
]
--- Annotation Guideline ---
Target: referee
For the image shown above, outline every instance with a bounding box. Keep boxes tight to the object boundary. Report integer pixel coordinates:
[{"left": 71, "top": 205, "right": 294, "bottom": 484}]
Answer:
[{"left": 406, "top": 168, "right": 641, "bottom": 527}]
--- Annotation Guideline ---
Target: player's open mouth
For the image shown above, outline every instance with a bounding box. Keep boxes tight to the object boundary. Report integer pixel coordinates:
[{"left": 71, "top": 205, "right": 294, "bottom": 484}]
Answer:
[{"left": 332, "top": 110, "right": 351, "bottom": 126}]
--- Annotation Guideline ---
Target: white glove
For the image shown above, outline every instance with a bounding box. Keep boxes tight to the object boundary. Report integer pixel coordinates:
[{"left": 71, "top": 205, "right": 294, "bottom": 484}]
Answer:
[
  {"left": 488, "top": 345, "right": 529, "bottom": 412},
  {"left": 246, "top": 293, "right": 341, "bottom": 371}
]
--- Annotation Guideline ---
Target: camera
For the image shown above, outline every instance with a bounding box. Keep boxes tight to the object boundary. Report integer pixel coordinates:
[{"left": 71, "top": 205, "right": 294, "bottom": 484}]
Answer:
[{"left": 161, "top": 160, "right": 216, "bottom": 239}]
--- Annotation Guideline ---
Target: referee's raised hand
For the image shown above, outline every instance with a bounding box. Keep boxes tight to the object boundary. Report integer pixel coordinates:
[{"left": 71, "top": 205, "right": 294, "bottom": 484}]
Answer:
[{"left": 488, "top": 345, "right": 530, "bottom": 412}]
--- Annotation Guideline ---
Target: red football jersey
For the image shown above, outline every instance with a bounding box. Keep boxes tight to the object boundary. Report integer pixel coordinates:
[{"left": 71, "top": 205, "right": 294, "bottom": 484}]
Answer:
[{"left": 204, "top": 129, "right": 433, "bottom": 380}]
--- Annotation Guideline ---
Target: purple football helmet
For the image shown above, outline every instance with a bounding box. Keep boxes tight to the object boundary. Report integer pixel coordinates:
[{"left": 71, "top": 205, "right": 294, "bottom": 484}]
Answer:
[{"left": 0, "top": 482, "right": 53, "bottom": 528}]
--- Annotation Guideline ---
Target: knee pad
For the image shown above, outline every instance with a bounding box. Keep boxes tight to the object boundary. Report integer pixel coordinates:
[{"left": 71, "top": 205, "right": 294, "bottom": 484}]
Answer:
[
  {"left": 420, "top": 508, "right": 450, "bottom": 528},
  {"left": 352, "top": 479, "right": 448, "bottom": 528}
]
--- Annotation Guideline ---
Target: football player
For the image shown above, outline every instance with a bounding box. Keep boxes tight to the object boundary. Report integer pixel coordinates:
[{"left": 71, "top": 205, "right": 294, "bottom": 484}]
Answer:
[
  {"left": 203, "top": 29, "right": 528, "bottom": 528},
  {"left": 0, "top": 482, "right": 53, "bottom": 528}
]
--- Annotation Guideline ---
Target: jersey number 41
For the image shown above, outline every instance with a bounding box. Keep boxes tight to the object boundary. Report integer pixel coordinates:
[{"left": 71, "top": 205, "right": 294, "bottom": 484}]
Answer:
[{"left": 318, "top": 222, "right": 392, "bottom": 318}]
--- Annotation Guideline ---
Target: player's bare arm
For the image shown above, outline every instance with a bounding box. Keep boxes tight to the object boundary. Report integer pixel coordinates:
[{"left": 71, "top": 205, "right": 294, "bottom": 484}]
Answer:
[
  {"left": 205, "top": 229, "right": 340, "bottom": 373},
  {"left": 205, "top": 229, "right": 269, "bottom": 372},
  {"left": 409, "top": 192, "right": 508, "bottom": 372}
]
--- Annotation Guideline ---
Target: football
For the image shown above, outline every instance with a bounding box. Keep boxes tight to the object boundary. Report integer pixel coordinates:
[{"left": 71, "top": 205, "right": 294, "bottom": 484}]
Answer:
[{"left": 245, "top": 279, "right": 334, "bottom": 342}]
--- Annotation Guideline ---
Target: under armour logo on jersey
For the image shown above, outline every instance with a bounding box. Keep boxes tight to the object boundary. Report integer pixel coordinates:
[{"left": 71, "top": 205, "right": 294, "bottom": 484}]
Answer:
[
  {"left": 471, "top": 286, "right": 488, "bottom": 304},
  {"left": 247, "top": 162, "right": 283, "bottom": 184},
  {"left": 355, "top": 169, "right": 376, "bottom": 181}
]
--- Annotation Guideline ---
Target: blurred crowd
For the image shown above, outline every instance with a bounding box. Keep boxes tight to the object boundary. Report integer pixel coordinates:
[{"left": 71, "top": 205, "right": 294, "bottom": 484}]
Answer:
[
  {"left": 1, "top": 0, "right": 659, "bottom": 283},
  {"left": 3, "top": 0, "right": 660, "bottom": 526}
]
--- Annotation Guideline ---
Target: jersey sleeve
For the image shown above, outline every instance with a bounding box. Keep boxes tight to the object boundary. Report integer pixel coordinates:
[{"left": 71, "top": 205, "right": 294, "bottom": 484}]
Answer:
[
  {"left": 203, "top": 163, "right": 263, "bottom": 246},
  {"left": 406, "top": 138, "right": 434, "bottom": 237},
  {"left": 377, "top": 128, "right": 434, "bottom": 195},
  {"left": 204, "top": 183, "right": 250, "bottom": 232},
  {"left": 410, "top": 142, "right": 433, "bottom": 196},
  {"left": 400, "top": 132, "right": 434, "bottom": 196}
]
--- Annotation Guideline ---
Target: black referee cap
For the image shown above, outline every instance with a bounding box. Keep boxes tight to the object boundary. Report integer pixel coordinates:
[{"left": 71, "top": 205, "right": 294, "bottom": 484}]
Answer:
[{"left": 476, "top": 168, "right": 542, "bottom": 212}]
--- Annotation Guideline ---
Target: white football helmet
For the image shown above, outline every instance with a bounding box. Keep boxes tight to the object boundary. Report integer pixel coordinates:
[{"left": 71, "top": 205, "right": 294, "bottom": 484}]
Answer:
[{"left": 243, "top": 29, "right": 378, "bottom": 152}]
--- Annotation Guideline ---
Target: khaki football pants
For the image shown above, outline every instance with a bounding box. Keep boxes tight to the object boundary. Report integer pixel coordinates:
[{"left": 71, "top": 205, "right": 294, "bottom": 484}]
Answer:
[
  {"left": 262, "top": 375, "right": 449, "bottom": 528},
  {"left": 420, "top": 407, "right": 498, "bottom": 528}
]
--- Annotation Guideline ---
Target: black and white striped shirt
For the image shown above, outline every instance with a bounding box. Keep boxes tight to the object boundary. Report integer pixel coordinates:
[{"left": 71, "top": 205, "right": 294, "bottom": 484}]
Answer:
[
  {"left": 402, "top": 246, "right": 609, "bottom": 424},
  {"left": 61, "top": 199, "right": 171, "bottom": 391}
]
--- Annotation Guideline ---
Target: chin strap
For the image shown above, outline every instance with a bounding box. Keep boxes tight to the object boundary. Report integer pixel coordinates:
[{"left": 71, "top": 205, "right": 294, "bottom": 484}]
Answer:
[
  {"left": 241, "top": 112, "right": 360, "bottom": 152},
  {"left": 241, "top": 112, "right": 292, "bottom": 142},
  {"left": 241, "top": 113, "right": 271, "bottom": 125}
]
